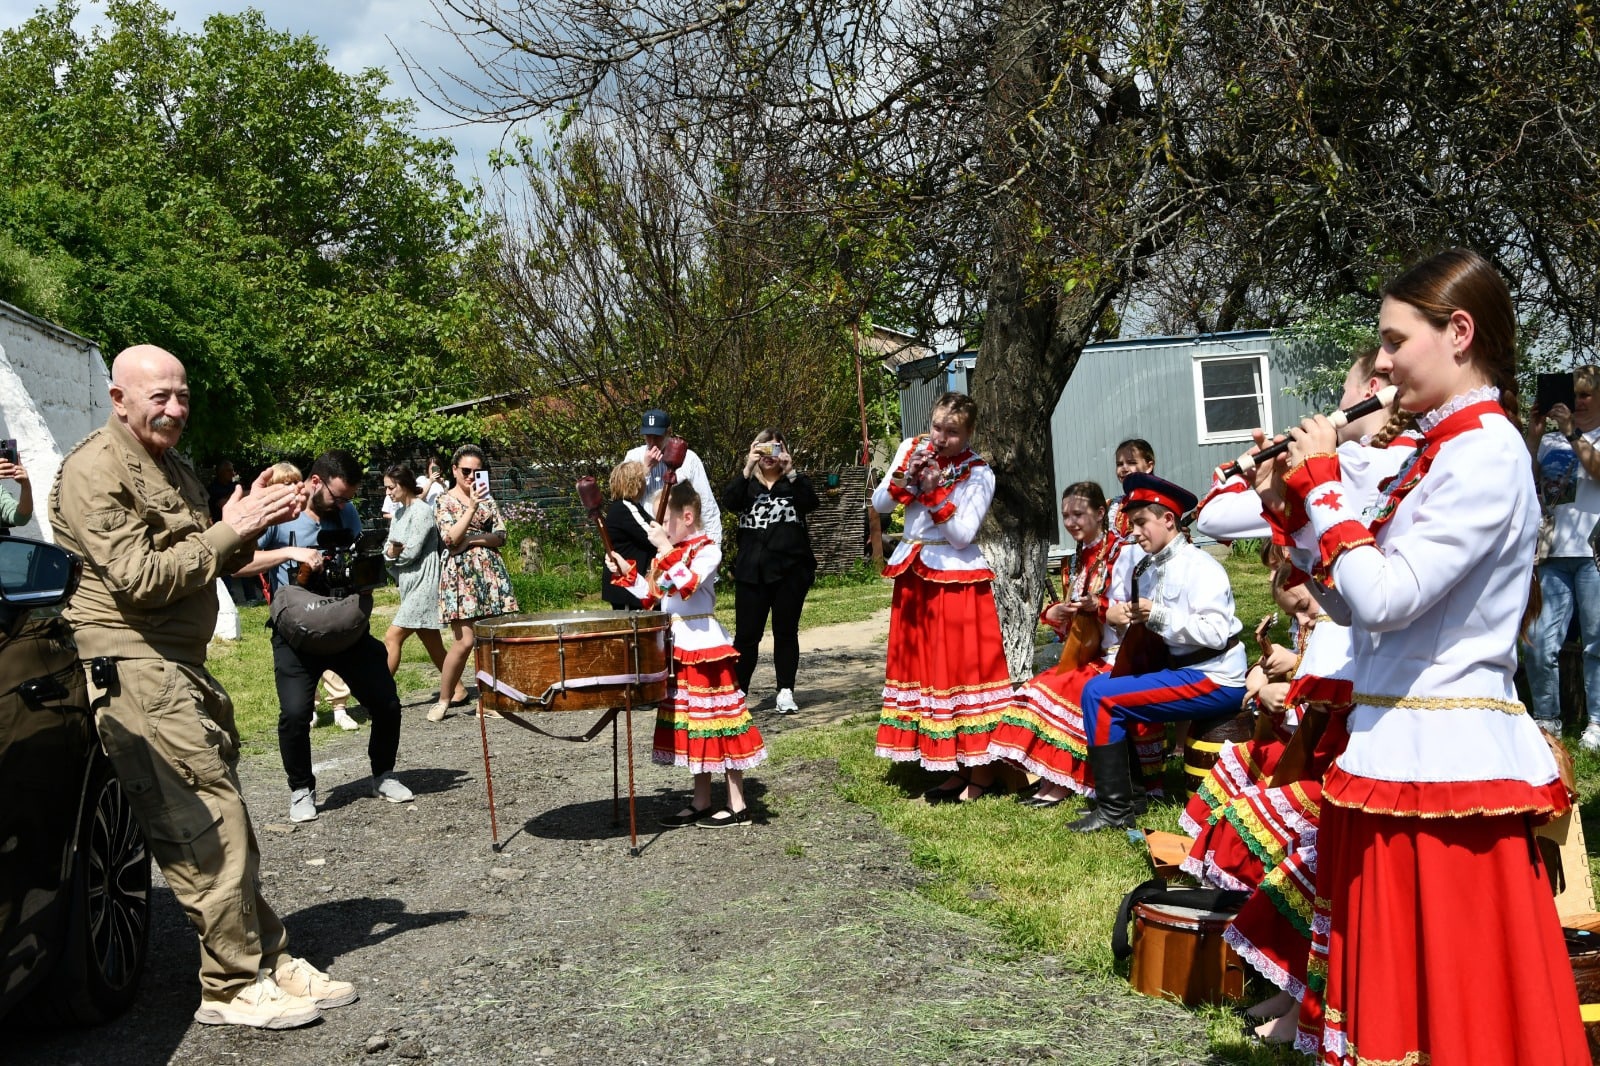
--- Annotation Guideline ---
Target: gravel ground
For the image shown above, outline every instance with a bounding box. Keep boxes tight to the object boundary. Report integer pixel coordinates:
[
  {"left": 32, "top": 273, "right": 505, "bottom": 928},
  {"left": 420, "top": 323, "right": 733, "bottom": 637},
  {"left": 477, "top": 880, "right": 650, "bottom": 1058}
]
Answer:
[{"left": 11, "top": 616, "right": 1214, "bottom": 1066}]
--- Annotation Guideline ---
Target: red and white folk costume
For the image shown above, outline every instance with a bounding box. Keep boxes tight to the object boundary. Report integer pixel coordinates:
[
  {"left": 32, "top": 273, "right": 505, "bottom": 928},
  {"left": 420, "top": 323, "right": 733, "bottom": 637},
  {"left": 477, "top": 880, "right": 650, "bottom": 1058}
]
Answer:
[
  {"left": 613, "top": 536, "right": 767, "bottom": 774},
  {"left": 1280, "top": 387, "right": 1584, "bottom": 1066},
  {"left": 987, "top": 538, "right": 1167, "bottom": 795},
  {"left": 873, "top": 435, "right": 1014, "bottom": 770},
  {"left": 1182, "top": 434, "right": 1422, "bottom": 1023},
  {"left": 1182, "top": 436, "right": 1418, "bottom": 840}
]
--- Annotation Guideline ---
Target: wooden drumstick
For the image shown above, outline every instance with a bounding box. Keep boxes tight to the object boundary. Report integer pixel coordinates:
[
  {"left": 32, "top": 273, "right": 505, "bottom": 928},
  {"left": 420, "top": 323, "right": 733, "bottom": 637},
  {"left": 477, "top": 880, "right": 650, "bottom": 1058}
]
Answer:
[
  {"left": 652, "top": 435, "right": 690, "bottom": 524},
  {"left": 575, "top": 476, "right": 616, "bottom": 558}
]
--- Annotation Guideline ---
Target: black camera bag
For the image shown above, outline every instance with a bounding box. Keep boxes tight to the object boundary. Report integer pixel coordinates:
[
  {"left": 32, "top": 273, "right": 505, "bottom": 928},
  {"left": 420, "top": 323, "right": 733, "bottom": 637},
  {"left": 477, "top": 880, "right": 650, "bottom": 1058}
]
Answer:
[{"left": 268, "top": 585, "right": 370, "bottom": 656}]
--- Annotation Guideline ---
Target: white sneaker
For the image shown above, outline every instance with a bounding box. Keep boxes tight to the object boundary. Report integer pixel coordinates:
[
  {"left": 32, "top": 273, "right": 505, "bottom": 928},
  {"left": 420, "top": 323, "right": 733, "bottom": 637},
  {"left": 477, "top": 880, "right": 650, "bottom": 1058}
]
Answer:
[
  {"left": 371, "top": 773, "right": 414, "bottom": 803},
  {"left": 775, "top": 688, "right": 799, "bottom": 715},
  {"left": 270, "top": 955, "right": 358, "bottom": 1009},
  {"left": 194, "top": 973, "right": 321, "bottom": 1029},
  {"left": 289, "top": 787, "right": 318, "bottom": 823},
  {"left": 1582, "top": 721, "right": 1600, "bottom": 752},
  {"left": 332, "top": 707, "right": 360, "bottom": 731},
  {"left": 1536, "top": 718, "right": 1563, "bottom": 738}
]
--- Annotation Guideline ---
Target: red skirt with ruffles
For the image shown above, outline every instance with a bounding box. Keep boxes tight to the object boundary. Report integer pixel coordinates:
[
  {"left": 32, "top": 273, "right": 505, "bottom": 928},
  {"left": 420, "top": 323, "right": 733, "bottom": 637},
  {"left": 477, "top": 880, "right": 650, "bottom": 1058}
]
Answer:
[
  {"left": 1185, "top": 779, "right": 1320, "bottom": 893},
  {"left": 1225, "top": 845, "right": 1319, "bottom": 1002},
  {"left": 876, "top": 563, "right": 1015, "bottom": 771},
  {"left": 1299, "top": 803, "right": 1587, "bottom": 1065},
  {"left": 653, "top": 647, "right": 767, "bottom": 774},
  {"left": 1179, "top": 735, "right": 1285, "bottom": 840},
  {"left": 987, "top": 657, "right": 1166, "bottom": 796}
]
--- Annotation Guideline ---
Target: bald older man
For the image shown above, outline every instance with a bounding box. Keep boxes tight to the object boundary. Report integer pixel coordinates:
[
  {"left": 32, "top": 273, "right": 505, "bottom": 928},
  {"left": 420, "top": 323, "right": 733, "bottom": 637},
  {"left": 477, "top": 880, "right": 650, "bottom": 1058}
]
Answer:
[{"left": 50, "top": 346, "right": 354, "bottom": 1029}]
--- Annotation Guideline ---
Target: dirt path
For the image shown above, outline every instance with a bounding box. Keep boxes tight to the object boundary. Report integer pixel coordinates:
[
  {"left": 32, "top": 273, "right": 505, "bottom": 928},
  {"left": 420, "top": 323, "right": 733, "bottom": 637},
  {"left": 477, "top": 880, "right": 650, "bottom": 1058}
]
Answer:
[{"left": 12, "top": 615, "right": 1213, "bottom": 1066}]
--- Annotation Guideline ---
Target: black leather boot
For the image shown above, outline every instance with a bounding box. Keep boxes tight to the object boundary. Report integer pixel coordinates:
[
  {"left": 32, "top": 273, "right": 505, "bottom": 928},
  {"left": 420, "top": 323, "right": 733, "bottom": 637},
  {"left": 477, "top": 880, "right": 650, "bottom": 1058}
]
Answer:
[
  {"left": 1070, "top": 742, "right": 1139, "bottom": 832},
  {"left": 1127, "top": 737, "right": 1150, "bottom": 817}
]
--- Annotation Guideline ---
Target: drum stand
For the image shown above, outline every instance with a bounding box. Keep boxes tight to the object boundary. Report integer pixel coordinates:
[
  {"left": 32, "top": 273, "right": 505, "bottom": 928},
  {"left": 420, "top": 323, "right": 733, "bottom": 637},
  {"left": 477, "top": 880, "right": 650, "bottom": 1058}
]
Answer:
[{"left": 476, "top": 688, "right": 645, "bottom": 858}]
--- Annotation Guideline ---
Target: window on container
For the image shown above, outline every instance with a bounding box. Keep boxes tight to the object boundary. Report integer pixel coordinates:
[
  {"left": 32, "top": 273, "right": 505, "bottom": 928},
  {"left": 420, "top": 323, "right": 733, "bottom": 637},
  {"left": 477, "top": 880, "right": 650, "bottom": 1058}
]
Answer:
[{"left": 1193, "top": 353, "right": 1271, "bottom": 444}]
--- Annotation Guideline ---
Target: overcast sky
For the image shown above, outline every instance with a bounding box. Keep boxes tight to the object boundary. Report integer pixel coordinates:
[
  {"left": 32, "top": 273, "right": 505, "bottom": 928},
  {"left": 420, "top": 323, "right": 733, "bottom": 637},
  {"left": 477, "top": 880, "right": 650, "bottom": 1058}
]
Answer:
[{"left": 0, "top": 0, "right": 519, "bottom": 181}]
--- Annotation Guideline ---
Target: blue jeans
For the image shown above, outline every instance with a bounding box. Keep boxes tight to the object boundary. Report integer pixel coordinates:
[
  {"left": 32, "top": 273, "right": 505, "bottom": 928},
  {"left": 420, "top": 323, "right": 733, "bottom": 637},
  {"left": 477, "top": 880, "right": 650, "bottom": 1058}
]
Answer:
[{"left": 1522, "top": 556, "right": 1600, "bottom": 725}]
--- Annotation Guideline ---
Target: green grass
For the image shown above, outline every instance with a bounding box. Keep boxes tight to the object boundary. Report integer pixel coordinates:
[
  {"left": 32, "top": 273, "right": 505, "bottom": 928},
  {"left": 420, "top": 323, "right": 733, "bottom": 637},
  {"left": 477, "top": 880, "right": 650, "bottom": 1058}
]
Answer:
[
  {"left": 1571, "top": 746, "right": 1600, "bottom": 893},
  {"left": 764, "top": 719, "right": 1300, "bottom": 1064},
  {"left": 1223, "top": 549, "right": 1287, "bottom": 648},
  {"left": 713, "top": 570, "right": 892, "bottom": 632},
  {"left": 761, "top": 554, "right": 1309, "bottom": 1064},
  {"left": 770, "top": 719, "right": 1168, "bottom": 966}
]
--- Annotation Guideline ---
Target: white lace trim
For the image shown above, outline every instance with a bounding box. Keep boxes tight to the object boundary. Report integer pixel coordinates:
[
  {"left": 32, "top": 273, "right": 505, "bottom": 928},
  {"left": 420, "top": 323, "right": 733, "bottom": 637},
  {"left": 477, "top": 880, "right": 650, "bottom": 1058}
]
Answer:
[
  {"left": 1222, "top": 923, "right": 1307, "bottom": 1002},
  {"left": 1417, "top": 385, "right": 1500, "bottom": 432}
]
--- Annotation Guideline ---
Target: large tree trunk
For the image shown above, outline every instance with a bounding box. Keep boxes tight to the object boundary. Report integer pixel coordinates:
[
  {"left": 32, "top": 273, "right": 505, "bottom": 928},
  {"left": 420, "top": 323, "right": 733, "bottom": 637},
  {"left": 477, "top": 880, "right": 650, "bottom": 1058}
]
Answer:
[{"left": 972, "top": 242, "right": 1114, "bottom": 679}]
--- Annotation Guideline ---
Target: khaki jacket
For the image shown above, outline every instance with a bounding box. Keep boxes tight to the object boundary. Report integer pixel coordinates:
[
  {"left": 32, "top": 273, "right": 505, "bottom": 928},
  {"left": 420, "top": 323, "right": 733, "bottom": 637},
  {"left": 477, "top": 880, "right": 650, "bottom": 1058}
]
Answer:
[{"left": 49, "top": 416, "right": 253, "bottom": 665}]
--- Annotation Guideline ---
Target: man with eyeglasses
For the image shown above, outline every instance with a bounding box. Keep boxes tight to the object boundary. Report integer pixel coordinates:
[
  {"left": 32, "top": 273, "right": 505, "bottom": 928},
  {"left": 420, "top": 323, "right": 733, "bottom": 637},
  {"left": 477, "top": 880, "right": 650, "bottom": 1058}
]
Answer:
[{"left": 245, "top": 449, "right": 413, "bottom": 823}]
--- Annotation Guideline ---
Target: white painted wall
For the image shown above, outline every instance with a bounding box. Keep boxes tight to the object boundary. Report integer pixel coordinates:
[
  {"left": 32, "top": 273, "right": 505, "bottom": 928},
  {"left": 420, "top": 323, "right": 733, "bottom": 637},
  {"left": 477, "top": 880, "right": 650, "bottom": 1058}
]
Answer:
[{"left": 0, "top": 301, "right": 112, "bottom": 542}]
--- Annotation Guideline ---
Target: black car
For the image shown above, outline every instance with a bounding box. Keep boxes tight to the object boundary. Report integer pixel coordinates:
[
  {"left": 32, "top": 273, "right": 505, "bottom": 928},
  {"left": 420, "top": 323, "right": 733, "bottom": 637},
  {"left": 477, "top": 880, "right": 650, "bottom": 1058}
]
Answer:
[{"left": 0, "top": 536, "right": 149, "bottom": 1023}]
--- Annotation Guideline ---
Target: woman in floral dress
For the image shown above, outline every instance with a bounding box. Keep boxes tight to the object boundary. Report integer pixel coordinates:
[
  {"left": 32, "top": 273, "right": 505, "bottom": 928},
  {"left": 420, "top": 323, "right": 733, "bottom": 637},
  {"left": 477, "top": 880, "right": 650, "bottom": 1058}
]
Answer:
[{"left": 435, "top": 445, "right": 520, "bottom": 719}]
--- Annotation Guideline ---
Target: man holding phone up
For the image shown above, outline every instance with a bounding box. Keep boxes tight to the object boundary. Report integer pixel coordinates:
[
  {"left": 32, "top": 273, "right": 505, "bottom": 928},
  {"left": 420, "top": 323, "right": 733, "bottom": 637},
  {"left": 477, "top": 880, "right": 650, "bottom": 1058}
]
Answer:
[
  {"left": 1525, "top": 366, "right": 1600, "bottom": 747},
  {"left": 0, "top": 438, "right": 32, "bottom": 534}
]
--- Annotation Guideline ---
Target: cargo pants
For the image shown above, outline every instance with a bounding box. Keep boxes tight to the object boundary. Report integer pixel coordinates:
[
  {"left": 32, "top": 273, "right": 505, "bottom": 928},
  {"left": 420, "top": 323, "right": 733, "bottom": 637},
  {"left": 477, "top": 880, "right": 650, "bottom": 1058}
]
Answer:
[{"left": 90, "top": 656, "right": 288, "bottom": 999}]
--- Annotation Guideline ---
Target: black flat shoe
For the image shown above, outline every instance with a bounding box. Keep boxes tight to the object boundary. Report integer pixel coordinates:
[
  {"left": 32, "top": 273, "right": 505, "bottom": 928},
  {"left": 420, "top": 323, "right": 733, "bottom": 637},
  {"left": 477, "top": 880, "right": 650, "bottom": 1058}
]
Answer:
[
  {"left": 695, "top": 808, "right": 751, "bottom": 829},
  {"left": 659, "top": 805, "right": 715, "bottom": 827},
  {"left": 922, "top": 777, "right": 968, "bottom": 803},
  {"left": 1024, "top": 794, "right": 1065, "bottom": 809}
]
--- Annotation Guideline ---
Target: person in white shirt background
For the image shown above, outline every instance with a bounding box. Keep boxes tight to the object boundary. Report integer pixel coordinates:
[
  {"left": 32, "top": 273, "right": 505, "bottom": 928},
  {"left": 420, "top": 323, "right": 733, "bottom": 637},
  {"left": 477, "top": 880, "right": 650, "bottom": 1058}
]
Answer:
[
  {"left": 623, "top": 408, "right": 722, "bottom": 543},
  {"left": 1524, "top": 364, "right": 1600, "bottom": 746}
]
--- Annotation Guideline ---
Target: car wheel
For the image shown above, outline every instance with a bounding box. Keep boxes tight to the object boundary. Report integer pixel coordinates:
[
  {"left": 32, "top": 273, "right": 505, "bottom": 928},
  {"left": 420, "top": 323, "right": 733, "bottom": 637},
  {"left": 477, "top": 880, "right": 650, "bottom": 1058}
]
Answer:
[{"left": 34, "top": 753, "right": 151, "bottom": 1023}]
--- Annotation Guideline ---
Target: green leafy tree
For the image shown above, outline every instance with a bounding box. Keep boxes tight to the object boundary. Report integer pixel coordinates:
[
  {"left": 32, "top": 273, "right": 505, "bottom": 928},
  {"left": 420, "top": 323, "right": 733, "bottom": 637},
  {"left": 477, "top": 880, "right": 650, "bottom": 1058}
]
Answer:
[
  {"left": 429, "top": 0, "right": 1600, "bottom": 670},
  {"left": 469, "top": 117, "right": 894, "bottom": 487},
  {"left": 0, "top": 0, "right": 490, "bottom": 460}
]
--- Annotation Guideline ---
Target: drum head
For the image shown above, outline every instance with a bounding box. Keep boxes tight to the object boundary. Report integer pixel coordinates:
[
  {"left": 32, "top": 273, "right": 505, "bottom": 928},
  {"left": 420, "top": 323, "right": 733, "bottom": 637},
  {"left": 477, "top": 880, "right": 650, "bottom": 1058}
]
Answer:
[
  {"left": 479, "top": 609, "right": 668, "bottom": 638},
  {"left": 1139, "top": 902, "right": 1235, "bottom": 926}
]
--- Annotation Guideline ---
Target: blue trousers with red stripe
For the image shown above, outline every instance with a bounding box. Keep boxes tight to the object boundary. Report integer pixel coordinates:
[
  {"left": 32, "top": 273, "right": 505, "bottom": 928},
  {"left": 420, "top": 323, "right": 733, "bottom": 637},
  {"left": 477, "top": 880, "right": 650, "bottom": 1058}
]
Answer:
[{"left": 1078, "top": 668, "right": 1245, "bottom": 746}]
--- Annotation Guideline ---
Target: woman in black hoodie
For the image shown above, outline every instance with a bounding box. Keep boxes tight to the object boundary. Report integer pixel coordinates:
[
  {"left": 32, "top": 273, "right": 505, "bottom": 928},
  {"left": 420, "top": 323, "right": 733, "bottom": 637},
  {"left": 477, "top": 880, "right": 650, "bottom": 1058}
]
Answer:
[{"left": 722, "top": 429, "right": 819, "bottom": 713}]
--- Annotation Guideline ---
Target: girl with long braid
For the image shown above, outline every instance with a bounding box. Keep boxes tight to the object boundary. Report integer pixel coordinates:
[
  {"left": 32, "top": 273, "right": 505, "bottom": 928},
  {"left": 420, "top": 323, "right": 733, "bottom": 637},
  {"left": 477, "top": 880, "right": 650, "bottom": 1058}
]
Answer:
[{"left": 1260, "top": 249, "right": 1584, "bottom": 1065}]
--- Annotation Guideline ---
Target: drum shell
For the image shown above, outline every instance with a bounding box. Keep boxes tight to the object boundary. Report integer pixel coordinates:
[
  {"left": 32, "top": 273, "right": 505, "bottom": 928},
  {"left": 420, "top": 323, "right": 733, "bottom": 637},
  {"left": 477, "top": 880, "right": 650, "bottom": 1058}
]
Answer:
[
  {"left": 1566, "top": 933, "right": 1600, "bottom": 1059},
  {"left": 1184, "top": 712, "right": 1255, "bottom": 788},
  {"left": 474, "top": 610, "right": 671, "bottom": 713},
  {"left": 1130, "top": 902, "right": 1245, "bottom": 1007}
]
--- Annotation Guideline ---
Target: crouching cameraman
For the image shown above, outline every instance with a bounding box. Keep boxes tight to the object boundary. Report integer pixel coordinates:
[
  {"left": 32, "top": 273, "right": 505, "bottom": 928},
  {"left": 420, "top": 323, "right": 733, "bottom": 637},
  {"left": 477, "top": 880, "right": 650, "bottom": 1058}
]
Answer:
[{"left": 237, "top": 449, "right": 412, "bottom": 822}]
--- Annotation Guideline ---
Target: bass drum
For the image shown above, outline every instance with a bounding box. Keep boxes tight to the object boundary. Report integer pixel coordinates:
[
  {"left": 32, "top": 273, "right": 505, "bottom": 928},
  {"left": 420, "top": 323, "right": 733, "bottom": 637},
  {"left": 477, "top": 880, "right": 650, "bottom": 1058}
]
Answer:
[{"left": 474, "top": 610, "right": 672, "bottom": 714}]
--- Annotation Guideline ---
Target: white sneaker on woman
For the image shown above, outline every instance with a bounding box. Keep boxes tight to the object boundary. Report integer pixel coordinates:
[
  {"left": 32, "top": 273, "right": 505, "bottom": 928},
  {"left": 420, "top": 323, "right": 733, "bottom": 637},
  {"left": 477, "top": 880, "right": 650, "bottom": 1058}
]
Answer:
[
  {"left": 1581, "top": 721, "right": 1600, "bottom": 752},
  {"left": 775, "top": 689, "right": 799, "bottom": 714}
]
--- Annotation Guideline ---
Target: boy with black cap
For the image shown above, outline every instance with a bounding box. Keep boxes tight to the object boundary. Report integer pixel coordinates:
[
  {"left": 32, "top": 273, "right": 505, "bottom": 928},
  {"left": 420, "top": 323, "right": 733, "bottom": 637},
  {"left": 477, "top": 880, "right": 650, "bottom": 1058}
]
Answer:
[
  {"left": 1070, "top": 472, "right": 1249, "bottom": 831},
  {"left": 624, "top": 407, "right": 722, "bottom": 544}
]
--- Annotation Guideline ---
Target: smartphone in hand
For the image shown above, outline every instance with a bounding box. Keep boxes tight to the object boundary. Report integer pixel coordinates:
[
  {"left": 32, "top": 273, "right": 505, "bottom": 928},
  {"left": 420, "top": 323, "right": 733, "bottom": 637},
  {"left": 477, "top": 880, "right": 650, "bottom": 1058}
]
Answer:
[
  {"left": 1537, "top": 372, "right": 1576, "bottom": 414},
  {"left": 472, "top": 469, "right": 490, "bottom": 496}
]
